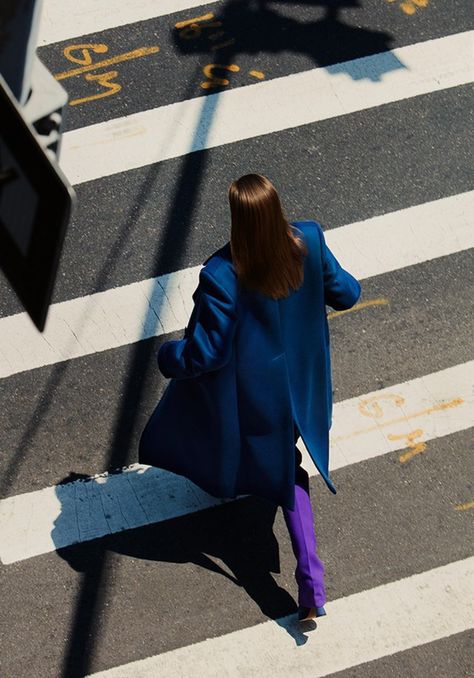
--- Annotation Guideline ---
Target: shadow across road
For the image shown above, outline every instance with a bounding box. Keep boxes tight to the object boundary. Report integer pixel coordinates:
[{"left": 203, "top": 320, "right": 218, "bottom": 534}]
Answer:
[
  {"left": 1, "top": 2, "right": 399, "bottom": 675},
  {"left": 54, "top": 476, "right": 316, "bottom": 648}
]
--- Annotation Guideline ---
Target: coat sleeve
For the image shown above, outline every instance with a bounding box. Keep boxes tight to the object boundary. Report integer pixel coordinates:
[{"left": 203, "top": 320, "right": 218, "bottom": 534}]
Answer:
[
  {"left": 157, "top": 267, "right": 238, "bottom": 380},
  {"left": 316, "top": 222, "right": 362, "bottom": 311}
]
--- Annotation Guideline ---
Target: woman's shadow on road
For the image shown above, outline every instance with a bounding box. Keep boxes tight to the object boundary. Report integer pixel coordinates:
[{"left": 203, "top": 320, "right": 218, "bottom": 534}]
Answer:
[{"left": 53, "top": 469, "right": 317, "bottom": 645}]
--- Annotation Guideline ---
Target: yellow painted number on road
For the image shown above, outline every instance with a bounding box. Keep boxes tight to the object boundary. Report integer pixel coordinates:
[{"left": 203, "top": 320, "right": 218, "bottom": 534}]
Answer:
[
  {"left": 176, "top": 13, "right": 266, "bottom": 86},
  {"left": 55, "top": 43, "right": 160, "bottom": 106},
  {"left": 358, "top": 393, "right": 405, "bottom": 419},
  {"left": 175, "top": 12, "right": 236, "bottom": 51},
  {"left": 62, "top": 44, "right": 108, "bottom": 66},
  {"left": 389, "top": 429, "right": 427, "bottom": 462},
  {"left": 70, "top": 71, "right": 121, "bottom": 106},
  {"left": 201, "top": 63, "right": 240, "bottom": 89}
]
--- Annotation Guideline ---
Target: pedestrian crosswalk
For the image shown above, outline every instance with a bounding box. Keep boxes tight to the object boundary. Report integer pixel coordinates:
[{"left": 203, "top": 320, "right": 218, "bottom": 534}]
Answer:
[
  {"left": 1, "top": 2, "right": 473, "bottom": 677},
  {"left": 1, "top": 360, "right": 472, "bottom": 564},
  {"left": 85, "top": 557, "right": 474, "bottom": 678},
  {"left": 59, "top": 31, "right": 472, "bottom": 185},
  {"left": 38, "top": 0, "right": 218, "bottom": 46},
  {"left": 1, "top": 190, "right": 472, "bottom": 378}
]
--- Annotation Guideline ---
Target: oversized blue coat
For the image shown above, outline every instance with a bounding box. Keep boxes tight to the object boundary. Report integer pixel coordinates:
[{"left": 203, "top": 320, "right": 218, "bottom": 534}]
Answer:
[{"left": 138, "top": 221, "right": 361, "bottom": 511}]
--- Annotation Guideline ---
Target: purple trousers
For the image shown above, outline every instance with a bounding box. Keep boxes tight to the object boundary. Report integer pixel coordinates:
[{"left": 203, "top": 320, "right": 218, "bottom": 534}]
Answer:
[{"left": 282, "top": 422, "right": 327, "bottom": 608}]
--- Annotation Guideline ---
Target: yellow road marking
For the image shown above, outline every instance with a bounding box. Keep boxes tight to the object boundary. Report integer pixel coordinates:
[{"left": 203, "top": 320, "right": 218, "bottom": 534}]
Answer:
[
  {"left": 210, "top": 39, "right": 236, "bottom": 51},
  {"left": 201, "top": 63, "right": 240, "bottom": 89},
  {"left": 175, "top": 12, "right": 215, "bottom": 29},
  {"left": 332, "top": 397, "right": 464, "bottom": 442},
  {"left": 328, "top": 297, "right": 389, "bottom": 318},
  {"left": 454, "top": 501, "right": 474, "bottom": 511},
  {"left": 389, "top": 0, "right": 430, "bottom": 14},
  {"left": 390, "top": 429, "right": 427, "bottom": 462},
  {"left": 55, "top": 46, "right": 160, "bottom": 80},
  {"left": 63, "top": 43, "right": 108, "bottom": 65},
  {"left": 69, "top": 70, "right": 121, "bottom": 106},
  {"left": 359, "top": 393, "right": 405, "bottom": 419}
]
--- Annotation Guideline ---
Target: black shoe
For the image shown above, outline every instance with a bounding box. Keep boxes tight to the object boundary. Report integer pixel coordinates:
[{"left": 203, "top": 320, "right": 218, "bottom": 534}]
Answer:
[{"left": 297, "top": 604, "right": 327, "bottom": 621}]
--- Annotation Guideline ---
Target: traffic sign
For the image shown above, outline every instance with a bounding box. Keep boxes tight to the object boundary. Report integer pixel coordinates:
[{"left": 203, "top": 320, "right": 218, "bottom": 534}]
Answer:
[{"left": 0, "top": 72, "right": 75, "bottom": 332}]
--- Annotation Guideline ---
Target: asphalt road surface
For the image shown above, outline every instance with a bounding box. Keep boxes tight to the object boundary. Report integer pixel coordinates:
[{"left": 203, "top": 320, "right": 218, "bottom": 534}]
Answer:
[{"left": 0, "top": 1, "right": 473, "bottom": 677}]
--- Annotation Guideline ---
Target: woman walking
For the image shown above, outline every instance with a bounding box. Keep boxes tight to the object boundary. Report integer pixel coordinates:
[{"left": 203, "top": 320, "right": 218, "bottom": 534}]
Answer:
[{"left": 139, "top": 174, "right": 361, "bottom": 622}]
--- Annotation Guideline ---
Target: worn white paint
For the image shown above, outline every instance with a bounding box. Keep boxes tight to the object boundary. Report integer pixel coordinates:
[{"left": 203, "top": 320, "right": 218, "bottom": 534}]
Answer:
[
  {"left": 39, "top": 0, "right": 218, "bottom": 46},
  {"left": 86, "top": 557, "right": 474, "bottom": 677},
  {"left": 1, "top": 361, "right": 472, "bottom": 564},
  {"left": 0, "top": 266, "right": 199, "bottom": 378},
  {"left": 59, "top": 32, "right": 474, "bottom": 186},
  {"left": 1, "top": 191, "right": 472, "bottom": 379},
  {"left": 329, "top": 360, "right": 474, "bottom": 470}
]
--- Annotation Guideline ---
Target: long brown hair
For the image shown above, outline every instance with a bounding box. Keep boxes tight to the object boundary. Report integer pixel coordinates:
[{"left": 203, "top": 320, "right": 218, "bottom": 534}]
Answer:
[{"left": 228, "top": 174, "right": 308, "bottom": 300}]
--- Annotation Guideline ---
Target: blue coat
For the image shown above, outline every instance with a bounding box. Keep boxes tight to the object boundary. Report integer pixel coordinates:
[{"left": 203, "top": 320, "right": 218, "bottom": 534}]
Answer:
[{"left": 138, "top": 221, "right": 361, "bottom": 511}]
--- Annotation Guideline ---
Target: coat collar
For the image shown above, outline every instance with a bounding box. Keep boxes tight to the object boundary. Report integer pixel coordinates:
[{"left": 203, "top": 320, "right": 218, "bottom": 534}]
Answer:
[{"left": 203, "top": 241, "right": 232, "bottom": 266}]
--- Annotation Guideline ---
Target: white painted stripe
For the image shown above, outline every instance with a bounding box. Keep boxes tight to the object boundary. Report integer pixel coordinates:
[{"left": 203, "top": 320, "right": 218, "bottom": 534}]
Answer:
[
  {"left": 87, "top": 557, "right": 474, "bottom": 677},
  {"left": 1, "top": 361, "right": 472, "bottom": 564},
  {"left": 59, "top": 32, "right": 474, "bottom": 186},
  {"left": 39, "top": 0, "right": 217, "bottom": 46},
  {"left": 0, "top": 191, "right": 472, "bottom": 379},
  {"left": 0, "top": 266, "right": 201, "bottom": 378},
  {"left": 328, "top": 362, "right": 473, "bottom": 471}
]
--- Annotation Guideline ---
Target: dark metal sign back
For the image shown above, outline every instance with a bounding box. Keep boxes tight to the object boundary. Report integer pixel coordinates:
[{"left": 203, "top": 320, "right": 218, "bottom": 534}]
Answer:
[{"left": 0, "top": 73, "right": 75, "bottom": 332}]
